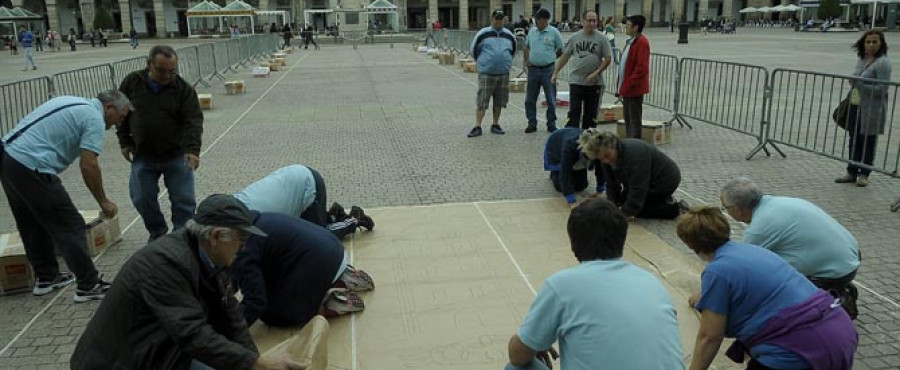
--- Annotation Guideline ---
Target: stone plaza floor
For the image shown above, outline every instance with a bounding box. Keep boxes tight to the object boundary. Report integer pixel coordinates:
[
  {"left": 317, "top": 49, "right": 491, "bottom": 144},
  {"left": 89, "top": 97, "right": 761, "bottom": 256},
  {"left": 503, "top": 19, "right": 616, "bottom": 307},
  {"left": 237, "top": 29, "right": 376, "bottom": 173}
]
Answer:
[{"left": 1, "top": 27, "right": 899, "bottom": 369}]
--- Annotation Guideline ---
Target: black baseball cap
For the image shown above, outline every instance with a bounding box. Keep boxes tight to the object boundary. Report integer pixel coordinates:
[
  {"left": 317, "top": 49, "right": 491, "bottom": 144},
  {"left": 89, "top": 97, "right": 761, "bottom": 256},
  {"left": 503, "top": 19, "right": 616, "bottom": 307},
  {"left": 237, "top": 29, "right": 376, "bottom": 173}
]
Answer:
[
  {"left": 193, "top": 194, "right": 267, "bottom": 237},
  {"left": 492, "top": 10, "right": 505, "bottom": 19}
]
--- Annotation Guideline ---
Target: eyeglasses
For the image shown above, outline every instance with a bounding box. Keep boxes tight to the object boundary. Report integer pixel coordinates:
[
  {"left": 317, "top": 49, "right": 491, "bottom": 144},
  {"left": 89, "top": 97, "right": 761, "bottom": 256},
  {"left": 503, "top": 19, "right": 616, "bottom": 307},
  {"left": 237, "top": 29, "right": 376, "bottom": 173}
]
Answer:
[{"left": 152, "top": 65, "right": 178, "bottom": 76}]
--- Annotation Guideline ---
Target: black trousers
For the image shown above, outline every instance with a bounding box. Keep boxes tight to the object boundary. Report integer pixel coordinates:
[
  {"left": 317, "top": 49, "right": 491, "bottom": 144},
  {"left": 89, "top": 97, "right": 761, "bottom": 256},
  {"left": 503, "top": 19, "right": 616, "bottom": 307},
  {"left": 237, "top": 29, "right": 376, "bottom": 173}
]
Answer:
[
  {"left": 614, "top": 187, "right": 680, "bottom": 219},
  {"left": 299, "top": 168, "right": 356, "bottom": 239},
  {"left": 746, "top": 358, "right": 810, "bottom": 370},
  {"left": 0, "top": 153, "right": 99, "bottom": 289},
  {"left": 566, "top": 84, "right": 603, "bottom": 129},
  {"left": 550, "top": 170, "right": 588, "bottom": 193},
  {"left": 622, "top": 96, "right": 644, "bottom": 138},
  {"left": 845, "top": 105, "right": 878, "bottom": 177},
  {"left": 300, "top": 167, "right": 328, "bottom": 227}
]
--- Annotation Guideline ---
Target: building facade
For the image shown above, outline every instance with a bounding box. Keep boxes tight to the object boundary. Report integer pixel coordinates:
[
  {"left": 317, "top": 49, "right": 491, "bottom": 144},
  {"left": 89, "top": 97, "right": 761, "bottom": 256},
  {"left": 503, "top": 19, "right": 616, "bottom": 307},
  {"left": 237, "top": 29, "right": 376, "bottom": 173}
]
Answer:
[{"left": 6, "top": 0, "right": 863, "bottom": 36}]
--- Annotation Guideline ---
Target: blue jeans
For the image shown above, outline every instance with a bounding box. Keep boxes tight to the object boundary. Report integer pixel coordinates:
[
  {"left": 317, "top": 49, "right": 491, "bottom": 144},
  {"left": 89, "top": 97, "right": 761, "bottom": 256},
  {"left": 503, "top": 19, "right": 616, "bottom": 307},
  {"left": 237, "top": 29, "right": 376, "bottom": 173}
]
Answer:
[
  {"left": 129, "top": 156, "right": 196, "bottom": 239},
  {"left": 525, "top": 65, "right": 557, "bottom": 128},
  {"left": 130, "top": 37, "right": 138, "bottom": 48},
  {"left": 504, "top": 359, "right": 551, "bottom": 370}
]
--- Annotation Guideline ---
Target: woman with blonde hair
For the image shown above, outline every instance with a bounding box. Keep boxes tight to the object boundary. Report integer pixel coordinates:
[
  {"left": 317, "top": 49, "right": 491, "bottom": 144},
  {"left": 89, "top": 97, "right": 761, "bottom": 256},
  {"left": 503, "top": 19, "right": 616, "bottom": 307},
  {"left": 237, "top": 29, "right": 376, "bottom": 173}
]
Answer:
[{"left": 677, "top": 206, "right": 857, "bottom": 370}]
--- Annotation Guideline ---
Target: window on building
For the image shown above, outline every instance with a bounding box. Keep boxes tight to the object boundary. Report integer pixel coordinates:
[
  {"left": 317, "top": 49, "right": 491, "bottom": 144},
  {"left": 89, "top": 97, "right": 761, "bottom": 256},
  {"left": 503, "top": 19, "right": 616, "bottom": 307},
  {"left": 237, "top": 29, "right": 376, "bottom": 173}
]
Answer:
[{"left": 345, "top": 11, "right": 359, "bottom": 24}]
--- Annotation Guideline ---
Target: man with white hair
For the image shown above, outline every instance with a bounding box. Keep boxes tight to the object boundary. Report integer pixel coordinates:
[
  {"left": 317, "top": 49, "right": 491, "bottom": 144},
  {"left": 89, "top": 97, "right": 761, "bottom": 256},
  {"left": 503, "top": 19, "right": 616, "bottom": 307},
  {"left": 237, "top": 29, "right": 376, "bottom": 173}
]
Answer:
[
  {"left": 71, "top": 194, "right": 304, "bottom": 370},
  {"left": 719, "top": 177, "right": 861, "bottom": 318},
  {"left": 1, "top": 90, "right": 131, "bottom": 302}
]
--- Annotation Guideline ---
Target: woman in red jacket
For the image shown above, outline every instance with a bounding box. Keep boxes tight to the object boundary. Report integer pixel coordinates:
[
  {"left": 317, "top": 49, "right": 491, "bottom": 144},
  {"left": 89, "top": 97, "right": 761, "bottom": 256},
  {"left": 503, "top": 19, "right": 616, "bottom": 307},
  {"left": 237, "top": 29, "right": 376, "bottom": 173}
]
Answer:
[{"left": 617, "top": 15, "right": 650, "bottom": 139}]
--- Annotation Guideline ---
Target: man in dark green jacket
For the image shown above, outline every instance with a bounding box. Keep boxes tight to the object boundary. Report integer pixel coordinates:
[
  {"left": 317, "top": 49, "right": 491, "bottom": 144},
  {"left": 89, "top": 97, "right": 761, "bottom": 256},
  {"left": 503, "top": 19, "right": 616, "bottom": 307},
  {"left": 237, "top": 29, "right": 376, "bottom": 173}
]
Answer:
[
  {"left": 579, "top": 130, "right": 685, "bottom": 219},
  {"left": 70, "top": 195, "right": 303, "bottom": 370},
  {"left": 118, "top": 45, "right": 204, "bottom": 241}
]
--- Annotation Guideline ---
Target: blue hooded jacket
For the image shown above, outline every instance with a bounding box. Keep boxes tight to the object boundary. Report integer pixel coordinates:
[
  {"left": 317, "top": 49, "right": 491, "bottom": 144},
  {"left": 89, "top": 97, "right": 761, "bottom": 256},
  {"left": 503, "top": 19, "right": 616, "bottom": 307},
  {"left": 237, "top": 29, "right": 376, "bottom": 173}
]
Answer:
[{"left": 470, "top": 26, "right": 516, "bottom": 75}]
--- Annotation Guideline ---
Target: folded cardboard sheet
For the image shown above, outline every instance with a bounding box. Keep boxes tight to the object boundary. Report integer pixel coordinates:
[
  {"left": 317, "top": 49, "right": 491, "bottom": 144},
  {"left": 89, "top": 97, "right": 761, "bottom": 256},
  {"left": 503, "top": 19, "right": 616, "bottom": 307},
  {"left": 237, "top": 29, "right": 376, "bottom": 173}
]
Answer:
[{"left": 250, "top": 199, "right": 740, "bottom": 369}]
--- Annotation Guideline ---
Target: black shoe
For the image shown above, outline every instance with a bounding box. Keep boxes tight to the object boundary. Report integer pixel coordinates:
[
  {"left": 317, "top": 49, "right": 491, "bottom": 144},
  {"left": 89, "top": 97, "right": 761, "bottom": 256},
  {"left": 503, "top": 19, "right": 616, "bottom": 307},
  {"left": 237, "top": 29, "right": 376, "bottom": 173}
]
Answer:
[
  {"left": 467, "top": 126, "right": 483, "bottom": 138},
  {"left": 490, "top": 125, "right": 505, "bottom": 135},
  {"left": 350, "top": 206, "right": 375, "bottom": 231},
  {"left": 525, "top": 125, "right": 537, "bottom": 133},
  {"left": 547, "top": 125, "right": 558, "bottom": 133},
  {"left": 33, "top": 272, "right": 75, "bottom": 296},
  {"left": 329, "top": 202, "right": 349, "bottom": 222},
  {"left": 74, "top": 277, "right": 111, "bottom": 303},
  {"left": 676, "top": 199, "right": 691, "bottom": 215}
]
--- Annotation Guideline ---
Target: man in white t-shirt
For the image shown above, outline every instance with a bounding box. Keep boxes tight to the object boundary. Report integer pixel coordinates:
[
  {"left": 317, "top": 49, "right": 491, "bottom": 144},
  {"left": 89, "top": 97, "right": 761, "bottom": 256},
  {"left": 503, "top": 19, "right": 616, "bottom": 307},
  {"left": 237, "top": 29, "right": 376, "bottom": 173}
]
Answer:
[{"left": 505, "top": 198, "right": 685, "bottom": 370}]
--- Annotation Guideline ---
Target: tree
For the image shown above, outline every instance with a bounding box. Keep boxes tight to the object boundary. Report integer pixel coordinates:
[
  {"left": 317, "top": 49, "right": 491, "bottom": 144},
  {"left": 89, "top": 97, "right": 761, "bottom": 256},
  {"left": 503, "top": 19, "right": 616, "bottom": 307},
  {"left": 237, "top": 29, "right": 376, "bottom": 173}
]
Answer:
[
  {"left": 93, "top": 5, "right": 114, "bottom": 30},
  {"left": 818, "top": 0, "right": 843, "bottom": 20}
]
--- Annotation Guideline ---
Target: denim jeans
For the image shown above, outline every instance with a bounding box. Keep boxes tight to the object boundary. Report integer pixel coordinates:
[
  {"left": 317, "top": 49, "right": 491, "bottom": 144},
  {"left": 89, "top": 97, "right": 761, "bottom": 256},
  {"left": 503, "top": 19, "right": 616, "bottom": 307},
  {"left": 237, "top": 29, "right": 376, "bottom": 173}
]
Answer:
[
  {"left": 504, "top": 359, "right": 551, "bottom": 370},
  {"left": 130, "top": 156, "right": 196, "bottom": 239},
  {"left": 525, "top": 65, "right": 557, "bottom": 128},
  {"left": 130, "top": 37, "right": 138, "bottom": 48},
  {"left": 23, "top": 47, "right": 36, "bottom": 69}
]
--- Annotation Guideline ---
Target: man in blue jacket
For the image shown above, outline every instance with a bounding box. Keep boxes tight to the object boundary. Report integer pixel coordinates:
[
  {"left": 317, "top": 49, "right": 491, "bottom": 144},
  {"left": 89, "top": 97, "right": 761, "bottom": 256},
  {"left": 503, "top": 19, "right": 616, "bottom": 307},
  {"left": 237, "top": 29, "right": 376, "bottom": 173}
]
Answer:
[
  {"left": 543, "top": 127, "right": 604, "bottom": 209},
  {"left": 18, "top": 26, "right": 37, "bottom": 71},
  {"left": 232, "top": 212, "right": 374, "bottom": 328},
  {"left": 467, "top": 10, "right": 517, "bottom": 138}
]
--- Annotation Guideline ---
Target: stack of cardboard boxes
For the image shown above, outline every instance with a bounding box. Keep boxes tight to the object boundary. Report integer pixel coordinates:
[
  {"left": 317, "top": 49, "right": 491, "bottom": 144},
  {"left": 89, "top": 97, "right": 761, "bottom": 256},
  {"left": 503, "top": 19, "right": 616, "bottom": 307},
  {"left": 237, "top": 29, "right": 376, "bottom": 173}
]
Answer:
[{"left": 0, "top": 212, "right": 121, "bottom": 295}]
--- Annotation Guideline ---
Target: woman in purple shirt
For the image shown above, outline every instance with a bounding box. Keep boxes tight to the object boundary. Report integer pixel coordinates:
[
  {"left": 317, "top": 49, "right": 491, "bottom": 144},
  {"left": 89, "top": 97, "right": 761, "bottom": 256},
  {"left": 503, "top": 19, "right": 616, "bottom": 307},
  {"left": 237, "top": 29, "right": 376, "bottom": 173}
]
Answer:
[{"left": 677, "top": 206, "right": 857, "bottom": 370}]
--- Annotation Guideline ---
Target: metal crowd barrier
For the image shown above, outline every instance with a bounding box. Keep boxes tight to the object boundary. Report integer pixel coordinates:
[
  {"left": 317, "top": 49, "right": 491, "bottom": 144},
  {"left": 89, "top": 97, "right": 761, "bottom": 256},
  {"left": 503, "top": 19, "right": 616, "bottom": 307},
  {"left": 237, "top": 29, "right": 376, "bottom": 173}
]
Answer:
[
  {"left": 675, "top": 58, "right": 777, "bottom": 158},
  {"left": 766, "top": 69, "right": 899, "bottom": 177},
  {"left": 646, "top": 53, "right": 681, "bottom": 125},
  {"left": 52, "top": 64, "right": 115, "bottom": 98},
  {"left": 111, "top": 56, "right": 146, "bottom": 87},
  {"left": 0, "top": 35, "right": 280, "bottom": 137},
  {"left": 0, "top": 77, "right": 52, "bottom": 135}
]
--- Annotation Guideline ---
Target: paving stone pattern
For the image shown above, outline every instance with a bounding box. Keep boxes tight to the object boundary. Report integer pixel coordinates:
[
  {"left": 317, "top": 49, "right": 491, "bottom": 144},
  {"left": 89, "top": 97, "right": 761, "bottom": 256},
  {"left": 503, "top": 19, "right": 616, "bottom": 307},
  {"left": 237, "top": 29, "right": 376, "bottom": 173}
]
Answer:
[{"left": 1, "top": 28, "right": 899, "bottom": 368}]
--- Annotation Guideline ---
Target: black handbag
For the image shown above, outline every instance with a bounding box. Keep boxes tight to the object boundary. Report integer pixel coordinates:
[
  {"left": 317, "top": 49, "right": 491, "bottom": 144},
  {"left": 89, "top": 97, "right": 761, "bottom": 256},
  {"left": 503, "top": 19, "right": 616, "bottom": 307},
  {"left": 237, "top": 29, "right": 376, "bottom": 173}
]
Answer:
[{"left": 832, "top": 96, "right": 851, "bottom": 130}]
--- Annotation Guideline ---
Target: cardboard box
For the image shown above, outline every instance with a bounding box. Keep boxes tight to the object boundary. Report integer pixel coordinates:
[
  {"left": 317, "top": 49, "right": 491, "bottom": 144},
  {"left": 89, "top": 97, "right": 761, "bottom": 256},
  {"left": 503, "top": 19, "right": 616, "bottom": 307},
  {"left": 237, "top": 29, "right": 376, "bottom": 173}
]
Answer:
[
  {"left": 268, "top": 62, "right": 281, "bottom": 71},
  {"left": 462, "top": 61, "right": 477, "bottom": 73},
  {"left": 439, "top": 52, "right": 455, "bottom": 65},
  {"left": 198, "top": 93, "right": 213, "bottom": 110},
  {"left": 272, "top": 52, "right": 287, "bottom": 59},
  {"left": 274, "top": 57, "right": 287, "bottom": 66},
  {"left": 458, "top": 58, "right": 473, "bottom": 68},
  {"left": 412, "top": 42, "right": 420, "bottom": 51},
  {"left": 253, "top": 66, "right": 271, "bottom": 77},
  {"left": 0, "top": 234, "right": 32, "bottom": 295},
  {"left": 600, "top": 104, "right": 624, "bottom": 122},
  {"left": 284, "top": 47, "right": 294, "bottom": 54},
  {"left": 225, "top": 80, "right": 245, "bottom": 94},
  {"left": 78, "top": 211, "right": 122, "bottom": 257},
  {"left": 430, "top": 52, "right": 441, "bottom": 59},
  {"left": 616, "top": 120, "right": 672, "bottom": 145},
  {"left": 417, "top": 46, "right": 428, "bottom": 52},
  {"left": 509, "top": 78, "right": 527, "bottom": 93}
]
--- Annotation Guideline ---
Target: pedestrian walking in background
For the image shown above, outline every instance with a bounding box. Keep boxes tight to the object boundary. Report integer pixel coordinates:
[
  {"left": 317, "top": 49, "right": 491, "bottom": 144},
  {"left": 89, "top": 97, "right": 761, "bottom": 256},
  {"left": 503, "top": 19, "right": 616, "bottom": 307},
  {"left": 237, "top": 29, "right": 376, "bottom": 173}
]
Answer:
[
  {"left": 34, "top": 30, "right": 43, "bottom": 51},
  {"left": 282, "top": 23, "right": 292, "bottom": 48},
  {"left": 67, "top": 28, "right": 77, "bottom": 51},
  {"left": 18, "top": 27, "right": 36, "bottom": 71},
  {"left": 89, "top": 29, "right": 95, "bottom": 47},
  {"left": 99, "top": 28, "right": 108, "bottom": 47},
  {"left": 129, "top": 28, "right": 138, "bottom": 49}
]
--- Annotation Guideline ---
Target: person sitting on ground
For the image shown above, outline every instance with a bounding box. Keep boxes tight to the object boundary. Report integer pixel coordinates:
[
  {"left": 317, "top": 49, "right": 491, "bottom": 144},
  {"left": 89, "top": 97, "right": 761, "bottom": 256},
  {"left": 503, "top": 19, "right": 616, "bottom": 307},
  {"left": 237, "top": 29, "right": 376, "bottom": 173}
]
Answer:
[
  {"left": 233, "top": 211, "right": 374, "bottom": 328},
  {"left": 678, "top": 206, "right": 858, "bottom": 370},
  {"left": 506, "top": 198, "right": 685, "bottom": 370},
  {"left": 543, "top": 127, "right": 604, "bottom": 209},
  {"left": 579, "top": 129, "right": 687, "bottom": 219},
  {"left": 71, "top": 195, "right": 304, "bottom": 370},
  {"left": 234, "top": 164, "right": 374, "bottom": 239},
  {"left": 719, "top": 177, "right": 861, "bottom": 319}
]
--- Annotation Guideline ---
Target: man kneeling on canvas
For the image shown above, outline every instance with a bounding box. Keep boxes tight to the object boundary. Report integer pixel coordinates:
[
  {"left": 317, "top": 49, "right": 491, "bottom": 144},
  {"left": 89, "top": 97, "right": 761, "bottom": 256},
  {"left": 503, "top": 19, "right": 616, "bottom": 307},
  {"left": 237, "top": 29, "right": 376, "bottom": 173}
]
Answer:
[
  {"left": 505, "top": 198, "right": 685, "bottom": 370},
  {"left": 232, "top": 211, "right": 375, "bottom": 328}
]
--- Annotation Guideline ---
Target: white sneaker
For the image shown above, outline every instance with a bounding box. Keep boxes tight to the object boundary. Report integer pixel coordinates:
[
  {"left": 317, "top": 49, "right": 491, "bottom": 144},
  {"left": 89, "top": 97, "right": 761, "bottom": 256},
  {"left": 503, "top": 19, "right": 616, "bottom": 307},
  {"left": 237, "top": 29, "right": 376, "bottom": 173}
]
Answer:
[
  {"left": 33, "top": 272, "right": 75, "bottom": 296},
  {"left": 73, "top": 278, "right": 111, "bottom": 303}
]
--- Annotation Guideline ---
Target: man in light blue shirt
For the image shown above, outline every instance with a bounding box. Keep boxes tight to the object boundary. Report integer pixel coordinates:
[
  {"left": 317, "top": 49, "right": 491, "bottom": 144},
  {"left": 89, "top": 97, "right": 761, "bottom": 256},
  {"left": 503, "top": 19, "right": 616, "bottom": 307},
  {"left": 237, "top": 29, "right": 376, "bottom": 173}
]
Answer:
[
  {"left": 0, "top": 91, "right": 131, "bottom": 302},
  {"left": 234, "top": 164, "right": 373, "bottom": 239},
  {"left": 506, "top": 199, "right": 685, "bottom": 370},
  {"left": 523, "top": 8, "right": 564, "bottom": 134},
  {"left": 720, "top": 177, "right": 861, "bottom": 317}
]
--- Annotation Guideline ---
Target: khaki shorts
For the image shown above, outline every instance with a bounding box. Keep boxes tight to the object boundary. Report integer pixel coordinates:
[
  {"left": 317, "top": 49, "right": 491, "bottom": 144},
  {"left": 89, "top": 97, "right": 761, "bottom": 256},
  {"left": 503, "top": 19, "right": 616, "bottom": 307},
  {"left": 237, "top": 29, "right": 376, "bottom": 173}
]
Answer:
[{"left": 476, "top": 73, "right": 510, "bottom": 110}]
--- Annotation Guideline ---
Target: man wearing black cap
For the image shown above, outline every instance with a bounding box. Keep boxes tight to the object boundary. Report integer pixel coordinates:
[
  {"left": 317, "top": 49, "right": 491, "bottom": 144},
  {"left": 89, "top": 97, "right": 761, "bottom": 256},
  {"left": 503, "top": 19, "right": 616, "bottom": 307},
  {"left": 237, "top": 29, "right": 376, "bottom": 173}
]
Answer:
[
  {"left": 72, "top": 194, "right": 303, "bottom": 370},
  {"left": 523, "top": 8, "right": 564, "bottom": 133},
  {"left": 467, "top": 9, "right": 517, "bottom": 138}
]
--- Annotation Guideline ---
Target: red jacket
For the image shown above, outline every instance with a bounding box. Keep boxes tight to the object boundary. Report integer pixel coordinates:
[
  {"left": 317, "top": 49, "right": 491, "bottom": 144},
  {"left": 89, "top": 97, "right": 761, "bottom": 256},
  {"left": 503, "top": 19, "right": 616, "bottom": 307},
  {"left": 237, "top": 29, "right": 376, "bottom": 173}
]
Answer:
[{"left": 619, "top": 34, "right": 650, "bottom": 97}]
